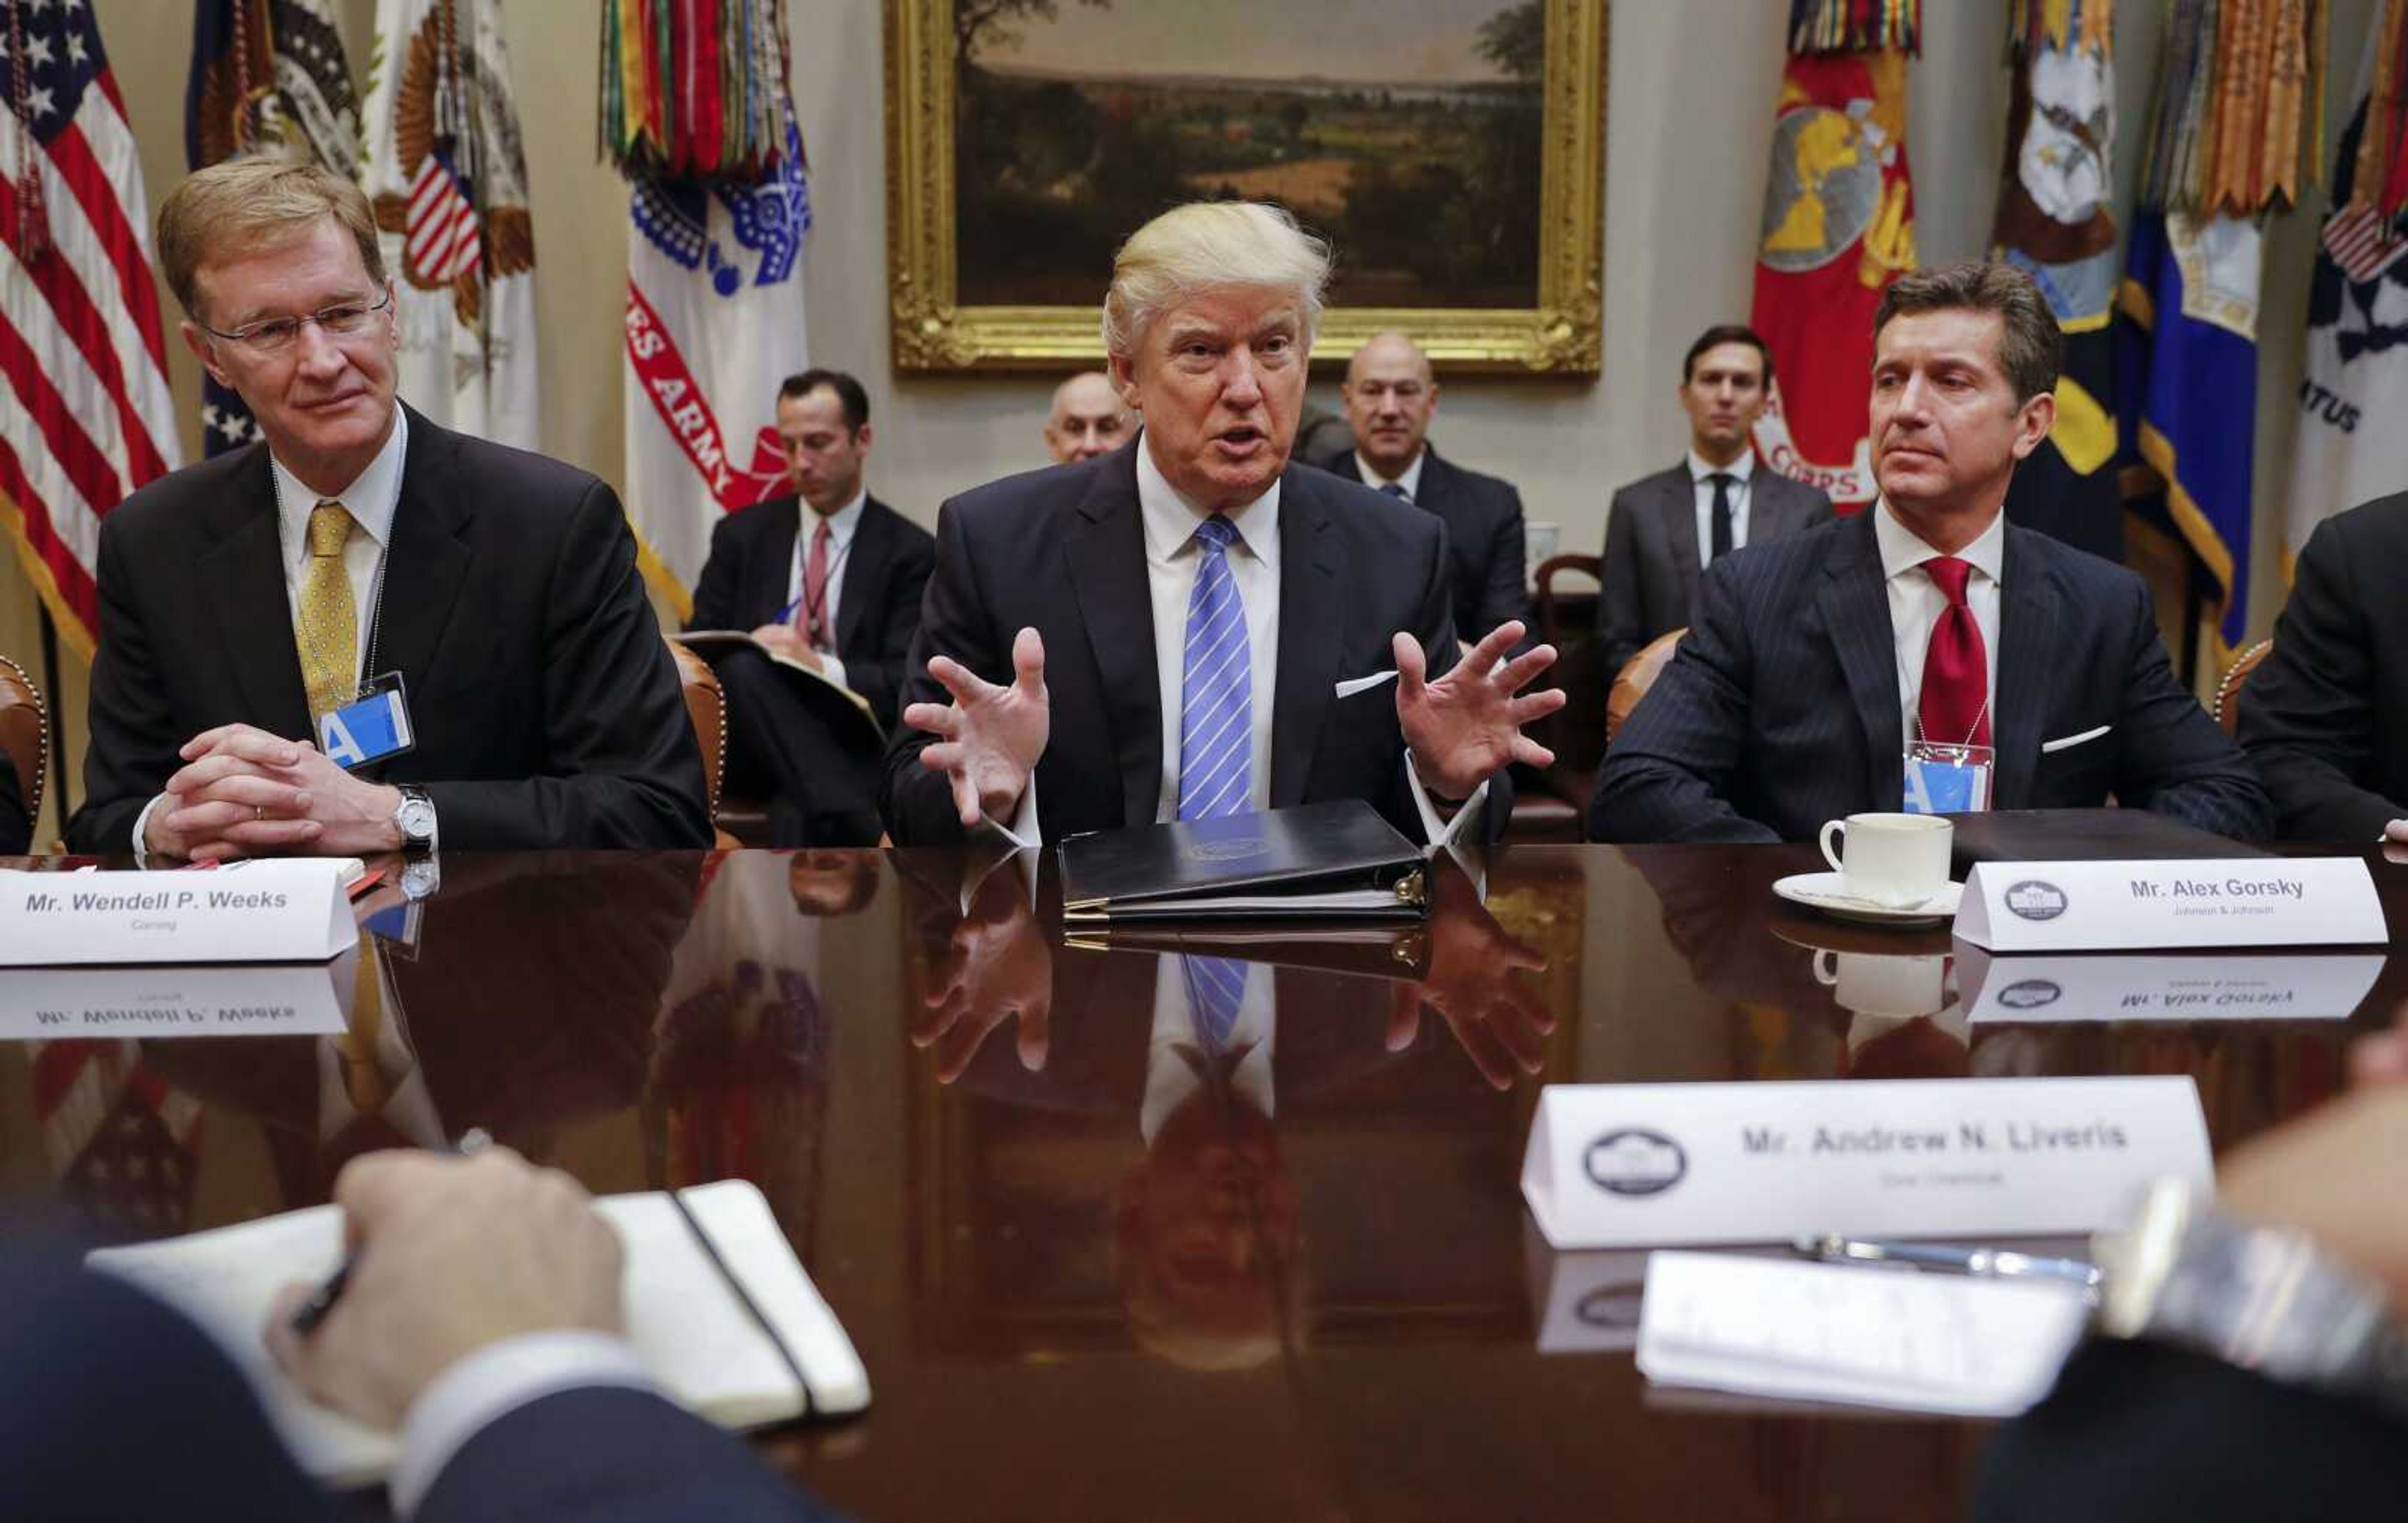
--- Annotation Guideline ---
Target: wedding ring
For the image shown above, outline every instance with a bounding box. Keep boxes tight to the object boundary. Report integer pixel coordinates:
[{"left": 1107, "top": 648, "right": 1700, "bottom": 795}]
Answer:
[{"left": 254, "top": 804, "right": 265, "bottom": 821}]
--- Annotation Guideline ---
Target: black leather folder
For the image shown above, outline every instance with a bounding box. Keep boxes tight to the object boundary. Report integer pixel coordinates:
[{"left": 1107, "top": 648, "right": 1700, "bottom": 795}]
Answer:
[
  {"left": 1057, "top": 799, "right": 1428, "bottom": 924},
  {"left": 1944, "top": 808, "right": 2269, "bottom": 874}
]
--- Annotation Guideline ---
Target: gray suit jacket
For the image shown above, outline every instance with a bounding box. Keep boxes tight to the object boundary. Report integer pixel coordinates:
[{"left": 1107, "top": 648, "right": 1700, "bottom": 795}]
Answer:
[
  {"left": 1597, "top": 463, "right": 1832, "bottom": 675},
  {"left": 1588, "top": 509, "right": 2271, "bottom": 844}
]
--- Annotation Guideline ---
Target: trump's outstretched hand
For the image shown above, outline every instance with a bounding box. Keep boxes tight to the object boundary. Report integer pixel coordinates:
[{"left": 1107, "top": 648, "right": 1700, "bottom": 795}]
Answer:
[
  {"left": 1395, "top": 621, "right": 1565, "bottom": 799},
  {"left": 904, "top": 627, "right": 1050, "bottom": 828}
]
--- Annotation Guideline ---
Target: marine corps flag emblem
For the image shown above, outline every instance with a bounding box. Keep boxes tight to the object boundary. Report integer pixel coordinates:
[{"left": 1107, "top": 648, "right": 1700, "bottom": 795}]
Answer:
[{"left": 1749, "top": 0, "right": 1920, "bottom": 510}]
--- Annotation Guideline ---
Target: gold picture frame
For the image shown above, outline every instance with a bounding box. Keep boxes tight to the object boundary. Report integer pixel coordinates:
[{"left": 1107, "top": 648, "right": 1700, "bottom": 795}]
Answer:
[{"left": 883, "top": 0, "right": 1607, "bottom": 374}]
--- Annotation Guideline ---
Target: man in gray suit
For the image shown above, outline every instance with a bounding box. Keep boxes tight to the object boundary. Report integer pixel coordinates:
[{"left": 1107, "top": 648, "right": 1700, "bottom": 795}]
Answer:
[
  {"left": 1590, "top": 263, "right": 2267, "bottom": 845},
  {"left": 1596, "top": 325, "right": 1832, "bottom": 675}
]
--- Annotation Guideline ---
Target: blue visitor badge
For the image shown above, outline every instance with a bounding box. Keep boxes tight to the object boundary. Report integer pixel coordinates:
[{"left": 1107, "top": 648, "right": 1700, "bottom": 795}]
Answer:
[
  {"left": 320, "top": 672, "right": 415, "bottom": 771},
  {"left": 1903, "top": 740, "right": 1993, "bottom": 815}
]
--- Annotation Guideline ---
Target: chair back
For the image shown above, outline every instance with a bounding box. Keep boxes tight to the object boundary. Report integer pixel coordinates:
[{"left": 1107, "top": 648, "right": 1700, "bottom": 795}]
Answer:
[
  {"left": 1532, "top": 553, "right": 1606, "bottom": 777},
  {"left": 667, "top": 641, "right": 727, "bottom": 820},
  {"left": 2213, "top": 638, "right": 2274, "bottom": 739},
  {"left": 1606, "top": 628, "right": 1686, "bottom": 744},
  {"left": 0, "top": 655, "right": 48, "bottom": 836}
]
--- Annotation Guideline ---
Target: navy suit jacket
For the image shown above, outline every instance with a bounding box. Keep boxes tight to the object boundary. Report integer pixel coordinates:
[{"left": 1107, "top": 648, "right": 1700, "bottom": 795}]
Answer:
[
  {"left": 2237, "top": 492, "right": 2408, "bottom": 842},
  {"left": 1323, "top": 445, "right": 1531, "bottom": 643},
  {"left": 880, "top": 441, "right": 1507, "bottom": 845},
  {"left": 686, "top": 493, "right": 936, "bottom": 731},
  {"left": 0, "top": 1248, "right": 843, "bottom": 1523},
  {"left": 1588, "top": 509, "right": 2271, "bottom": 843},
  {"left": 67, "top": 406, "right": 710, "bottom": 853}
]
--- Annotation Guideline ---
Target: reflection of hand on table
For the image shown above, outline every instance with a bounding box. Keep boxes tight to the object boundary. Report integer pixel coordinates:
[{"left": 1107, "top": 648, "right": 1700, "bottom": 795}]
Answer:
[
  {"left": 1386, "top": 865, "right": 1553, "bottom": 1088},
  {"left": 916, "top": 872, "right": 1051, "bottom": 1080}
]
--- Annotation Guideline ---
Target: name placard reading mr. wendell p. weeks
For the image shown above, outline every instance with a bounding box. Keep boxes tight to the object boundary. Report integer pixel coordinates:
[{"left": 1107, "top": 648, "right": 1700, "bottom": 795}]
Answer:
[
  {"left": 1520, "top": 1078, "right": 2211, "bottom": 1250},
  {"left": 0, "top": 863, "right": 358, "bottom": 966},
  {"left": 1953, "top": 857, "right": 2386, "bottom": 952}
]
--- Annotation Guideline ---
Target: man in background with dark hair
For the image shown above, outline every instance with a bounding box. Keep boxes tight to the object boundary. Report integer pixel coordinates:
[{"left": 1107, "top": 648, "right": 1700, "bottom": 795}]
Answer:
[
  {"left": 687, "top": 369, "right": 934, "bottom": 846},
  {"left": 1595, "top": 324, "right": 1832, "bottom": 677},
  {"left": 1592, "top": 263, "right": 2265, "bottom": 843}
]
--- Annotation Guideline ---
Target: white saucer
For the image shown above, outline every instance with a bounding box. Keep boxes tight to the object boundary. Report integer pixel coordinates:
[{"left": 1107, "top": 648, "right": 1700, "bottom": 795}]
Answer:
[{"left": 1772, "top": 872, "right": 1962, "bottom": 928}]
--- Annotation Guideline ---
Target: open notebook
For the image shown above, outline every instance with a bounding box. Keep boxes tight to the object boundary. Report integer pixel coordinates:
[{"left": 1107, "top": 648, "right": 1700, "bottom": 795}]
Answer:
[{"left": 86, "top": 1179, "right": 869, "bottom": 1490}]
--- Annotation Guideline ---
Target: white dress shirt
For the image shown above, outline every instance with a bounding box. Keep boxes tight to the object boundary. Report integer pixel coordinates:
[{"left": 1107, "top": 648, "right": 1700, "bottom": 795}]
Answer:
[
  {"left": 1688, "top": 448, "right": 1755, "bottom": 567},
  {"left": 132, "top": 411, "right": 412, "bottom": 863},
  {"left": 781, "top": 486, "right": 867, "bottom": 692},
  {"left": 1874, "top": 502, "right": 2005, "bottom": 752},
  {"left": 1353, "top": 446, "right": 1428, "bottom": 502}
]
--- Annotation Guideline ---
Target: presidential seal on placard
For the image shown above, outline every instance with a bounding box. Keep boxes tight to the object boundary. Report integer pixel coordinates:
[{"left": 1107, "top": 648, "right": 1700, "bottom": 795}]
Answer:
[
  {"left": 1583, "top": 1129, "right": 1687, "bottom": 1198},
  {"left": 2005, "top": 880, "right": 2071, "bottom": 922}
]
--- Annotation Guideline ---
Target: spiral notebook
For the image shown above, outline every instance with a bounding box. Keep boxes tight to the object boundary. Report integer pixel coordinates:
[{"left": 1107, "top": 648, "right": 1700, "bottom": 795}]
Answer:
[{"left": 87, "top": 1179, "right": 868, "bottom": 1490}]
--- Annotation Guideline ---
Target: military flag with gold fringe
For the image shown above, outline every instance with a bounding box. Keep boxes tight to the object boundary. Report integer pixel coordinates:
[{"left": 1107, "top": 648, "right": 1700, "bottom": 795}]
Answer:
[
  {"left": 1992, "top": 0, "right": 2125, "bottom": 563},
  {"left": 608, "top": 0, "right": 810, "bottom": 611},
  {"left": 1749, "top": 0, "right": 1920, "bottom": 511}
]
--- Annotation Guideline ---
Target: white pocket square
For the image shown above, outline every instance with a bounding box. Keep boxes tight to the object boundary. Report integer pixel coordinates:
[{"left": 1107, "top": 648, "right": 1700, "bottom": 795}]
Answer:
[
  {"left": 2040, "top": 725, "right": 2111, "bottom": 754},
  {"left": 1334, "top": 670, "right": 1398, "bottom": 698}
]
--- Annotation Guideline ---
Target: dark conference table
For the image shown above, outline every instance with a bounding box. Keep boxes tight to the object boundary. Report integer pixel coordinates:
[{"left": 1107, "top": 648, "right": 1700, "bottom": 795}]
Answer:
[{"left": 2, "top": 842, "right": 2398, "bottom": 1522}]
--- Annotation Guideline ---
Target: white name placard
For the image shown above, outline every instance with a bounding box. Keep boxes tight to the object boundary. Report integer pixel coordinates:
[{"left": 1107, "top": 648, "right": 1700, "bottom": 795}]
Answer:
[
  {"left": 0, "top": 962, "right": 348, "bottom": 1040},
  {"left": 0, "top": 862, "right": 357, "bottom": 966},
  {"left": 1521, "top": 1077, "right": 2211, "bottom": 1250},
  {"left": 1953, "top": 857, "right": 2387, "bottom": 951},
  {"left": 1960, "top": 947, "right": 2382, "bottom": 1025}
]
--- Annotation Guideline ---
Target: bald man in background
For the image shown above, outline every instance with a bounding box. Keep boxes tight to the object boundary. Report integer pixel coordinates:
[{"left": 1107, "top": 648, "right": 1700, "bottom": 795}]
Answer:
[
  {"left": 1322, "top": 332, "right": 1531, "bottom": 646},
  {"left": 1042, "top": 371, "right": 1135, "bottom": 464}
]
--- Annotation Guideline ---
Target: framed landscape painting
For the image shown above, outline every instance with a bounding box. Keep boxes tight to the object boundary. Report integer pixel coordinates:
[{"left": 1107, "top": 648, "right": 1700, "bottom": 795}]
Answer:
[{"left": 885, "top": 0, "right": 1607, "bottom": 373}]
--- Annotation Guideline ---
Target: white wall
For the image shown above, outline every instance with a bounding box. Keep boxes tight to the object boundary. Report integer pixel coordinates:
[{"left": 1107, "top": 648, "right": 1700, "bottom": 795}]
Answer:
[{"left": 0, "top": 0, "right": 2376, "bottom": 843}]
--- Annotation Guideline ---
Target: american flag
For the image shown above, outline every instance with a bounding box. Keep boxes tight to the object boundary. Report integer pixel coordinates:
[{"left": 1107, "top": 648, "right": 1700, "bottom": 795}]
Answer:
[
  {"left": 405, "top": 144, "right": 480, "bottom": 284},
  {"left": 0, "top": 0, "right": 180, "bottom": 652},
  {"left": 2320, "top": 199, "right": 2407, "bottom": 286}
]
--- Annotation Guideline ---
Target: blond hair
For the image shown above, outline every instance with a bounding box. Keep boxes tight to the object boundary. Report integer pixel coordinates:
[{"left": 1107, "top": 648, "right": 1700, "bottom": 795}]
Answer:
[
  {"left": 156, "top": 157, "right": 385, "bottom": 322},
  {"left": 1101, "top": 201, "right": 1331, "bottom": 359}
]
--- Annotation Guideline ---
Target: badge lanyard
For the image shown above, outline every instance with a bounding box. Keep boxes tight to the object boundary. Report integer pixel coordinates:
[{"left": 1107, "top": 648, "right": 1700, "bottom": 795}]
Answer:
[
  {"left": 273, "top": 471, "right": 411, "bottom": 770},
  {"left": 1897, "top": 613, "right": 1993, "bottom": 814},
  {"left": 796, "top": 530, "right": 854, "bottom": 648}
]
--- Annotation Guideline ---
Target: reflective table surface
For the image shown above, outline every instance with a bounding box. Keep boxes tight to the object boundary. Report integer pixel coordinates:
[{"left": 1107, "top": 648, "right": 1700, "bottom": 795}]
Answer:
[{"left": 3, "top": 843, "right": 2397, "bottom": 1522}]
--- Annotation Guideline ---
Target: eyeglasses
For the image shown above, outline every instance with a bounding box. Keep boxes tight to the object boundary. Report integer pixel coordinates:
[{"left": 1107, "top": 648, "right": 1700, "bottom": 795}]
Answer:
[{"left": 199, "top": 286, "right": 394, "bottom": 354}]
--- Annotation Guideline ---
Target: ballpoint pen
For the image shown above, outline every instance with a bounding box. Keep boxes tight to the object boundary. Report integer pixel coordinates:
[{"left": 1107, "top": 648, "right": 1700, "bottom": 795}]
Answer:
[
  {"left": 1794, "top": 1233, "right": 2103, "bottom": 1293},
  {"left": 288, "top": 1127, "right": 494, "bottom": 1335}
]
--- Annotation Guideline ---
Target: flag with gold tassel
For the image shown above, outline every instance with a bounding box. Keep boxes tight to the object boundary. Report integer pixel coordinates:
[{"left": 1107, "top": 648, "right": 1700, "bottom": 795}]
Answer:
[
  {"left": 1992, "top": 0, "right": 2125, "bottom": 563},
  {"left": 610, "top": 0, "right": 810, "bottom": 611},
  {"left": 2283, "top": 0, "right": 2408, "bottom": 568},
  {"left": 2117, "top": 0, "right": 2329, "bottom": 662},
  {"left": 1748, "top": 0, "right": 1920, "bottom": 510}
]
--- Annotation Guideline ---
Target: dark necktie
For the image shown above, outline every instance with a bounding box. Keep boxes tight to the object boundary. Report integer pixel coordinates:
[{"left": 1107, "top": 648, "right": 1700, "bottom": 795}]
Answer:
[
  {"left": 1708, "top": 473, "right": 1735, "bottom": 561},
  {"left": 1379, "top": 481, "right": 1410, "bottom": 503},
  {"left": 1918, "top": 556, "right": 1991, "bottom": 749}
]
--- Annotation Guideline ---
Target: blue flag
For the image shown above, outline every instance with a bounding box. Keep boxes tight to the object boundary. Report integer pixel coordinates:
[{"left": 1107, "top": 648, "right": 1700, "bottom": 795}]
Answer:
[{"left": 2115, "top": 209, "right": 2263, "bottom": 660}]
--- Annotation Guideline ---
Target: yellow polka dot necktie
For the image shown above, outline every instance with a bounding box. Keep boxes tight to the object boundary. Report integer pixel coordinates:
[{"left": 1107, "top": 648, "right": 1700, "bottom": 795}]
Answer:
[{"left": 295, "top": 500, "right": 358, "bottom": 722}]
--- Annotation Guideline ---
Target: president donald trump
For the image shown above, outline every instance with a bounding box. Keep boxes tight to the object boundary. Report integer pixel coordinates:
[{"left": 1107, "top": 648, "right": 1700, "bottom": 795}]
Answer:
[{"left": 880, "top": 202, "right": 1562, "bottom": 845}]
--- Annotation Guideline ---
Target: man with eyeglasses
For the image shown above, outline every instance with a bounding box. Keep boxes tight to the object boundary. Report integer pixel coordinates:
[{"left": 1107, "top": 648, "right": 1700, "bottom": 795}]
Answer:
[
  {"left": 1320, "top": 331, "right": 1531, "bottom": 648},
  {"left": 67, "top": 158, "right": 710, "bottom": 859}
]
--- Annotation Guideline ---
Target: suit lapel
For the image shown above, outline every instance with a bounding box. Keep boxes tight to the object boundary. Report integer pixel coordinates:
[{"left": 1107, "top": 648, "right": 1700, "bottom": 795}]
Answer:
[
  {"left": 1815, "top": 513, "right": 1903, "bottom": 809},
  {"left": 198, "top": 445, "right": 312, "bottom": 739},
  {"left": 1063, "top": 453, "right": 1162, "bottom": 826},
  {"left": 837, "top": 498, "right": 885, "bottom": 653},
  {"left": 1270, "top": 467, "right": 1343, "bottom": 807},
  {"left": 754, "top": 498, "right": 802, "bottom": 630},
  {"left": 372, "top": 409, "right": 475, "bottom": 697},
  {"left": 1663, "top": 468, "right": 1703, "bottom": 604},
  {"left": 1991, "top": 527, "right": 2056, "bottom": 809}
]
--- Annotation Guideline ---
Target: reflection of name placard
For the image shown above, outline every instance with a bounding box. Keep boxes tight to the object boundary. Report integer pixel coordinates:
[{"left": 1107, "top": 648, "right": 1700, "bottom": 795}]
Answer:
[
  {"left": 0, "top": 962, "right": 348, "bottom": 1040},
  {"left": 1520, "top": 1078, "right": 2211, "bottom": 1250},
  {"left": 1960, "top": 947, "right": 2384, "bottom": 1024},
  {"left": 0, "top": 863, "right": 357, "bottom": 966},
  {"left": 1954, "top": 858, "right": 2386, "bottom": 951}
]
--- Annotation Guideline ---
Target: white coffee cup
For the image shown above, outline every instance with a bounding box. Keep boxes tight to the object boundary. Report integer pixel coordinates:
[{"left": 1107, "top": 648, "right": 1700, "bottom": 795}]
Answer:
[
  {"left": 1813, "top": 949, "right": 1950, "bottom": 1018},
  {"left": 1817, "top": 811, "right": 1951, "bottom": 908}
]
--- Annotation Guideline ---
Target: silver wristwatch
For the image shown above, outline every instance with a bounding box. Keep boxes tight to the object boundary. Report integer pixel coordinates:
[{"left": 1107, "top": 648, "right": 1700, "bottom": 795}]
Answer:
[
  {"left": 2093, "top": 1177, "right": 2408, "bottom": 1420},
  {"left": 392, "top": 785, "right": 438, "bottom": 855}
]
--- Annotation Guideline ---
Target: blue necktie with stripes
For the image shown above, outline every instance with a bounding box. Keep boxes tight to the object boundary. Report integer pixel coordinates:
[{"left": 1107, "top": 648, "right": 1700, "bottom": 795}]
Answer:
[
  {"left": 1180, "top": 953, "right": 1245, "bottom": 1055},
  {"left": 1177, "top": 515, "right": 1253, "bottom": 821}
]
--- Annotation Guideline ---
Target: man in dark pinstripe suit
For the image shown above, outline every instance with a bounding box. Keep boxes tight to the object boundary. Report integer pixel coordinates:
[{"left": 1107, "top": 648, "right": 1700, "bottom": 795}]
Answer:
[{"left": 1590, "top": 262, "right": 2268, "bottom": 845}]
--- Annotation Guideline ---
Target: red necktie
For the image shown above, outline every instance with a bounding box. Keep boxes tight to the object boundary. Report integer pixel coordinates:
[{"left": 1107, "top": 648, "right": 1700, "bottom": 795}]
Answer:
[
  {"left": 1918, "top": 556, "right": 1990, "bottom": 749},
  {"left": 799, "top": 518, "right": 832, "bottom": 648}
]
